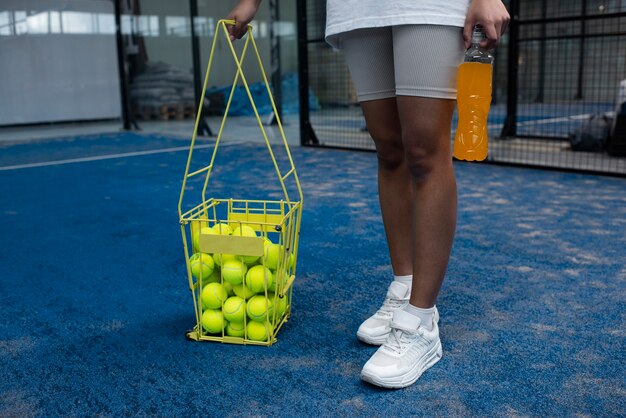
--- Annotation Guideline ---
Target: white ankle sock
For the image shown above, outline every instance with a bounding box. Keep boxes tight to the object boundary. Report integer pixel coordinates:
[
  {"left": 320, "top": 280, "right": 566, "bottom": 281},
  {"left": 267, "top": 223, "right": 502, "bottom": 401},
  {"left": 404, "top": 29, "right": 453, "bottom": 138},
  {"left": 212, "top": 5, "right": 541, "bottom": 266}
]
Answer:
[
  {"left": 393, "top": 274, "right": 412, "bottom": 286},
  {"left": 403, "top": 303, "right": 435, "bottom": 331}
]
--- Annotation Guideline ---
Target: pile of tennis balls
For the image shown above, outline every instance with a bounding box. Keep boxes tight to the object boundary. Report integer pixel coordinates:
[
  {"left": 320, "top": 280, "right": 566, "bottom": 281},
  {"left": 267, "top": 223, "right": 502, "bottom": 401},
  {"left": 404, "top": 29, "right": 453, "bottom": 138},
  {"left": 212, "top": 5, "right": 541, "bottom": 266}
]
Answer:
[{"left": 189, "top": 222, "right": 294, "bottom": 342}]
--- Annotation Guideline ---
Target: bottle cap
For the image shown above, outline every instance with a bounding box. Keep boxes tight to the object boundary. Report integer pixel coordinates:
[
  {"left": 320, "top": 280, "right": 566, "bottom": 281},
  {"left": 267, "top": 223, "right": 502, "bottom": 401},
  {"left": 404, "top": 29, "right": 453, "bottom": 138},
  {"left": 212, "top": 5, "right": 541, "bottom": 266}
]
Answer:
[{"left": 472, "top": 26, "right": 485, "bottom": 44}]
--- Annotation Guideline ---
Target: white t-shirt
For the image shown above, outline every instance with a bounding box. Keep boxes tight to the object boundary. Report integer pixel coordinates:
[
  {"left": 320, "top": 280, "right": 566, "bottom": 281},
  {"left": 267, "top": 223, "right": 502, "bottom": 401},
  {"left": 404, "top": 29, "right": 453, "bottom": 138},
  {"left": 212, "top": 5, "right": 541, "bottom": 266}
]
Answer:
[{"left": 325, "top": 0, "right": 471, "bottom": 48}]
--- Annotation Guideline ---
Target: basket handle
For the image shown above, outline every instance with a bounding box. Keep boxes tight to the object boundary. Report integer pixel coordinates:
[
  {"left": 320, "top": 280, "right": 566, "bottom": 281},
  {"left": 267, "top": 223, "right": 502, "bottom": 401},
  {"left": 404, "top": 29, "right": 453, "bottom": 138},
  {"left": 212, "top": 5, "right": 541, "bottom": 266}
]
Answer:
[{"left": 178, "top": 20, "right": 303, "bottom": 218}]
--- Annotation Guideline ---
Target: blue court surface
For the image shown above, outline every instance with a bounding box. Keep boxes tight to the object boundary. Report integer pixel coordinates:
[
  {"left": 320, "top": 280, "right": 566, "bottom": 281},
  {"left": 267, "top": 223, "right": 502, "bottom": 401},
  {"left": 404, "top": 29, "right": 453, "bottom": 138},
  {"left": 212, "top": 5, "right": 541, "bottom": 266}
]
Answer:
[{"left": 1, "top": 132, "right": 625, "bottom": 416}]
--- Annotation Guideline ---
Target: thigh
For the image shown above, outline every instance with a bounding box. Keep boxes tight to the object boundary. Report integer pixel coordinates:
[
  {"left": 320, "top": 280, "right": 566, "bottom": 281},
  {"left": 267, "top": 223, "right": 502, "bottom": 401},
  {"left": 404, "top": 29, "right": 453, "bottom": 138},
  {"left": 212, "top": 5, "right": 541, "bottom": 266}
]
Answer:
[
  {"left": 392, "top": 25, "right": 465, "bottom": 100},
  {"left": 342, "top": 27, "right": 396, "bottom": 102}
]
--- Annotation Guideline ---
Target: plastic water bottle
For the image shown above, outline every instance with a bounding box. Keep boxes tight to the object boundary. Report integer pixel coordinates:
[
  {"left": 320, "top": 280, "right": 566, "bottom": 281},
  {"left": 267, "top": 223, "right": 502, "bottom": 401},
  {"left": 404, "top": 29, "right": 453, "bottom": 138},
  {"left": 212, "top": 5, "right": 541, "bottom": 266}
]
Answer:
[{"left": 454, "top": 26, "right": 494, "bottom": 161}]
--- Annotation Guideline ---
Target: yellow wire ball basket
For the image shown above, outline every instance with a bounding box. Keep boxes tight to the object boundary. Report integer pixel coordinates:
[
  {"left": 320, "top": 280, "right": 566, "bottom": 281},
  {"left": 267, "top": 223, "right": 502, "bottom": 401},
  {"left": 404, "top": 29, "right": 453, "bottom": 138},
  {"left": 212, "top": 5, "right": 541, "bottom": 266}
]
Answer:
[{"left": 178, "top": 20, "right": 303, "bottom": 346}]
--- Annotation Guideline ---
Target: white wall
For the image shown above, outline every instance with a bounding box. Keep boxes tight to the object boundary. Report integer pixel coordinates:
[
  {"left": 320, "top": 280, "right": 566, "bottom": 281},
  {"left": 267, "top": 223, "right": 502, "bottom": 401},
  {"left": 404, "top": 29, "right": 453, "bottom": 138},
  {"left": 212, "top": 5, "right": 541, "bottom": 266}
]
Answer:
[{"left": 0, "top": 0, "right": 121, "bottom": 125}]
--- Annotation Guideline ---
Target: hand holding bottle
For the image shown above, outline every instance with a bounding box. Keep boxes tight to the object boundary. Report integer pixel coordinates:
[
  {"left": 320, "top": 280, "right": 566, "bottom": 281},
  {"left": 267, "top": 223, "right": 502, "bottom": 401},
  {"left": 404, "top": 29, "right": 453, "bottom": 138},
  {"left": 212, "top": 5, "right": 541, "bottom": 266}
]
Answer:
[{"left": 463, "top": 0, "right": 510, "bottom": 49}]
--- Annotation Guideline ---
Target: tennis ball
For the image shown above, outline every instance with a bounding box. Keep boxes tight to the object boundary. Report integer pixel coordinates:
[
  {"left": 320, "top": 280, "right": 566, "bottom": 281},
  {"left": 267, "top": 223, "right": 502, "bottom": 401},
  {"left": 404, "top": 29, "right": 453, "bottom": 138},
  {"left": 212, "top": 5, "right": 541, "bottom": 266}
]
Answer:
[
  {"left": 270, "top": 293, "right": 288, "bottom": 318},
  {"left": 232, "top": 225, "right": 257, "bottom": 237},
  {"left": 213, "top": 253, "right": 237, "bottom": 268},
  {"left": 232, "top": 225, "right": 260, "bottom": 265},
  {"left": 201, "top": 282, "right": 228, "bottom": 310},
  {"left": 193, "top": 227, "right": 217, "bottom": 251},
  {"left": 201, "top": 309, "right": 226, "bottom": 334},
  {"left": 190, "top": 253, "right": 215, "bottom": 280},
  {"left": 233, "top": 284, "right": 256, "bottom": 299},
  {"left": 190, "top": 221, "right": 209, "bottom": 249},
  {"left": 268, "top": 271, "right": 287, "bottom": 292},
  {"left": 223, "top": 281, "right": 234, "bottom": 296},
  {"left": 203, "top": 268, "right": 221, "bottom": 285},
  {"left": 264, "top": 243, "right": 283, "bottom": 270},
  {"left": 288, "top": 252, "right": 295, "bottom": 269},
  {"left": 212, "top": 222, "right": 232, "bottom": 235},
  {"left": 246, "top": 295, "right": 273, "bottom": 322},
  {"left": 222, "top": 296, "right": 246, "bottom": 323},
  {"left": 246, "top": 321, "right": 270, "bottom": 342},
  {"left": 221, "top": 259, "right": 248, "bottom": 285},
  {"left": 245, "top": 265, "right": 274, "bottom": 294},
  {"left": 226, "top": 321, "right": 245, "bottom": 337}
]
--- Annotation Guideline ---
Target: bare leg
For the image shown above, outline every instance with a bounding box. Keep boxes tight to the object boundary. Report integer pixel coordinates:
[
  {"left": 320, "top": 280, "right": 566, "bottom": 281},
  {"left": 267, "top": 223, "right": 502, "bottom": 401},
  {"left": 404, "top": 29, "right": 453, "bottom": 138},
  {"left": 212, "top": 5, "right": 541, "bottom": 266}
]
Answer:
[
  {"left": 396, "top": 96, "right": 458, "bottom": 309},
  {"left": 360, "top": 98, "right": 413, "bottom": 276}
]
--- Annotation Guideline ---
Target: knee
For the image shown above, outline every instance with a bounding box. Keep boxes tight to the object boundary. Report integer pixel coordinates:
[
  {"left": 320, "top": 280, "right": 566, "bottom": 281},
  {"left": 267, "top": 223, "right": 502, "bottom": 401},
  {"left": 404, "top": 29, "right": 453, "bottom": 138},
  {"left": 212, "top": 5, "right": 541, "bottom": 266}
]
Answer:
[
  {"left": 369, "top": 128, "right": 404, "bottom": 170},
  {"left": 402, "top": 126, "right": 447, "bottom": 182}
]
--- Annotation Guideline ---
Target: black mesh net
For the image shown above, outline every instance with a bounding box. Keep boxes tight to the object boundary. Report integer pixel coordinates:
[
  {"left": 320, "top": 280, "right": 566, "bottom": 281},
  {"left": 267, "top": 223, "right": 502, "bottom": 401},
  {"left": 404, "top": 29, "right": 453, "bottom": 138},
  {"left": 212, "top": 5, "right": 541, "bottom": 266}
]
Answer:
[{"left": 300, "top": 0, "right": 626, "bottom": 175}]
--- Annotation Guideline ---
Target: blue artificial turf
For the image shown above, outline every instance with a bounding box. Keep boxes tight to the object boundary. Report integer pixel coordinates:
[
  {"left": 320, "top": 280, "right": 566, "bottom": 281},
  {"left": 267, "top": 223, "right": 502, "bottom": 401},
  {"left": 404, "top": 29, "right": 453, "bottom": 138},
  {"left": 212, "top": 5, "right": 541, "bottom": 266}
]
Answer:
[{"left": 0, "top": 133, "right": 625, "bottom": 416}]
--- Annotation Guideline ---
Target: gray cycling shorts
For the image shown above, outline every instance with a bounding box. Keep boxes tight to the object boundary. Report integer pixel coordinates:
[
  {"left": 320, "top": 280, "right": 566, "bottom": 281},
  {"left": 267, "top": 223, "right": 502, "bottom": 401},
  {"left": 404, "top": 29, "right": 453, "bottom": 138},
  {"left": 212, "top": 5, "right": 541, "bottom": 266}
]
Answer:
[{"left": 341, "top": 25, "right": 466, "bottom": 102}]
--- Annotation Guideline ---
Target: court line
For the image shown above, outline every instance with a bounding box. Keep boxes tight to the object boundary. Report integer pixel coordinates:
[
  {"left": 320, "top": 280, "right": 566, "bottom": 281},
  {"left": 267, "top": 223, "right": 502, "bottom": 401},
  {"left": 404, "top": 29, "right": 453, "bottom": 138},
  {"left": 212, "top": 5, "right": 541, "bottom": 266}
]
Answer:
[{"left": 0, "top": 144, "right": 216, "bottom": 171}]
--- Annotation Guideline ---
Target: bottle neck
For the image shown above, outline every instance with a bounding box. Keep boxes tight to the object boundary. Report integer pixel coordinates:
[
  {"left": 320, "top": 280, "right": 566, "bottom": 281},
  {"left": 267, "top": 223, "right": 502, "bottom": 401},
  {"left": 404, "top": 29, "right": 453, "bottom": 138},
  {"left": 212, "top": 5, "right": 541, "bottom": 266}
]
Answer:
[
  {"left": 466, "top": 26, "right": 494, "bottom": 64},
  {"left": 471, "top": 26, "right": 485, "bottom": 46}
]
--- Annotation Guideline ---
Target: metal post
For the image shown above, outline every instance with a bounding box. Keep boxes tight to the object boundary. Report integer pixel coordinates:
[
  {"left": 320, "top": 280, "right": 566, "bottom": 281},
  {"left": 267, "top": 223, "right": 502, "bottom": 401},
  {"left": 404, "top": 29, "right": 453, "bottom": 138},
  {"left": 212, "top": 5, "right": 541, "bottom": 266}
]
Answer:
[
  {"left": 267, "top": 0, "right": 282, "bottom": 125},
  {"left": 535, "top": 0, "right": 546, "bottom": 103},
  {"left": 189, "top": 0, "right": 212, "bottom": 136},
  {"left": 501, "top": 0, "right": 519, "bottom": 138},
  {"left": 296, "top": 0, "right": 319, "bottom": 145},
  {"left": 575, "top": 0, "right": 587, "bottom": 100},
  {"left": 114, "top": 0, "right": 132, "bottom": 130}
]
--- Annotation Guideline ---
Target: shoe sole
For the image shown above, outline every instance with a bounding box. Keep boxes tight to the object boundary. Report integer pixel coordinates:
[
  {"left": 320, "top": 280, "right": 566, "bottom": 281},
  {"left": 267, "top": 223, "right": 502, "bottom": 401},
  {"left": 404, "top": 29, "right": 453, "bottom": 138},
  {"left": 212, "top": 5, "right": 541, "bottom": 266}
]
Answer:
[
  {"left": 356, "top": 331, "right": 388, "bottom": 346},
  {"left": 356, "top": 310, "right": 441, "bottom": 347},
  {"left": 360, "top": 340, "right": 443, "bottom": 389}
]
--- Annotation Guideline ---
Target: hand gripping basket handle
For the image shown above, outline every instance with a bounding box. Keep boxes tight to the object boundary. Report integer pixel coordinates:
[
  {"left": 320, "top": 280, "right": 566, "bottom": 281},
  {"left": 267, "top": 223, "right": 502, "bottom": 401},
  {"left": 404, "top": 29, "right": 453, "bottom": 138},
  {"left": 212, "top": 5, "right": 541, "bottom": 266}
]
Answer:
[{"left": 178, "top": 19, "right": 303, "bottom": 218}]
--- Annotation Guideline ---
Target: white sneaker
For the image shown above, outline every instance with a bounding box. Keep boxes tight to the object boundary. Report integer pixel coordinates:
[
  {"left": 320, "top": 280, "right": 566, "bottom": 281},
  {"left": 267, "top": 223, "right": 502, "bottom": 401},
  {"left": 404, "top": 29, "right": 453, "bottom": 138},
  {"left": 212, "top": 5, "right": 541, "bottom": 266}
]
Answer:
[
  {"left": 356, "top": 281, "right": 439, "bottom": 345},
  {"left": 360, "top": 309, "right": 442, "bottom": 388}
]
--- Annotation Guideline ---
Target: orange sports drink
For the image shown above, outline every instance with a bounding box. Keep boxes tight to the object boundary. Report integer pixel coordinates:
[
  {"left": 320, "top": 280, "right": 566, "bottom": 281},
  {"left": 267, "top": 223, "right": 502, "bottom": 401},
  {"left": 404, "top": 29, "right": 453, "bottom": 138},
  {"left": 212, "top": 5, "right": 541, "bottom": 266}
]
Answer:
[{"left": 454, "top": 27, "right": 494, "bottom": 161}]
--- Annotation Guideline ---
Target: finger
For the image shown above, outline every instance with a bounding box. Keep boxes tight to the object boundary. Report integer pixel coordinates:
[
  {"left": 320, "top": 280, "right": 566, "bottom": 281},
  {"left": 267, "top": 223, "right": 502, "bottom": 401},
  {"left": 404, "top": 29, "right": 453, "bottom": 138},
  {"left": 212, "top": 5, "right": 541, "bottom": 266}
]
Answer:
[
  {"left": 481, "top": 23, "right": 498, "bottom": 49},
  {"left": 494, "top": 21, "right": 503, "bottom": 42},
  {"left": 501, "top": 20, "right": 509, "bottom": 36},
  {"left": 225, "top": 14, "right": 236, "bottom": 40},
  {"left": 234, "top": 21, "right": 248, "bottom": 39},
  {"left": 463, "top": 21, "right": 474, "bottom": 49}
]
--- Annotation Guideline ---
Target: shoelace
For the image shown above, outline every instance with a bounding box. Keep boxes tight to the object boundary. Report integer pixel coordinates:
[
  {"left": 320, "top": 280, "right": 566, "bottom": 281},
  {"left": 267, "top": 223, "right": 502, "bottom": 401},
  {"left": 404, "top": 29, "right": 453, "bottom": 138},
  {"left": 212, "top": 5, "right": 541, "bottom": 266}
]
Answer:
[
  {"left": 385, "top": 324, "right": 424, "bottom": 355},
  {"left": 376, "top": 296, "right": 407, "bottom": 317}
]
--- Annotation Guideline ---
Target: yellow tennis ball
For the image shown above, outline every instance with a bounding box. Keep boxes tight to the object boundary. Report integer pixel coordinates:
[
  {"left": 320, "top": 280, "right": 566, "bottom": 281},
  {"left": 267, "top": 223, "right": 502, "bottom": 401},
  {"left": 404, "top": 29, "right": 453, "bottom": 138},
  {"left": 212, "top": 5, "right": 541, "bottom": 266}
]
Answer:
[
  {"left": 201, "top": 282, "right": 228, "bottom": 310},
  {"left": 245, "top": 265, "right": 274, "bottom": 294},
  {"left": 264, "top": 243, "right": 283, "bottom": 270},
  {"left": 231, "top": 225, "right": 260, "bottom": 265},
  {"left": 190, "top": 221, "right": 209, "bottom": 250},
  {"left": 221, "top": 259, "right": 247, "bottom": 285},
  {"left": 246, "top": 321, "right": 270, "bottom": 341},
  {"left": 193, "top": 227, "right": 216, "bottom": 252},
  {"left": 212, "top": 223, "right": 232, "bottom": 235},
  {"left": 269, "top": 293, "right": 288, "bottom": 318},
  {"left": 268, "top": 271, "right": 287, "bottom": 292},
  {"left": 246, "top": 295, "right": 273, "bottom": 322},
  {"left": 223, "top": 281, "right": 234, "bottom": 296},
  {"left": 233, "top": 284, "right": 256, "bottom": 300},
  {"left": 203, "top": 268, "right": 221, "bottom": 285},
  {"left": 226, "top": 321, "right": 245, "bottom": 337},
  {"left": 201, "top": 309, "right": 226, "bottom": 334},
  {"left": 288, "top": 252, "right": 295, "bottom": 269},
  {"left": 213, "top": 253, "right": 236, "bottom": 268},
  {"left": 222, "top": 296, "right": 246, "bottom": 323},
  {"left": 190, "top": 253, "right": 215, "bottom": 280},
  {"left": 232, "top": 225, "right": 257, "bottom": 237}
]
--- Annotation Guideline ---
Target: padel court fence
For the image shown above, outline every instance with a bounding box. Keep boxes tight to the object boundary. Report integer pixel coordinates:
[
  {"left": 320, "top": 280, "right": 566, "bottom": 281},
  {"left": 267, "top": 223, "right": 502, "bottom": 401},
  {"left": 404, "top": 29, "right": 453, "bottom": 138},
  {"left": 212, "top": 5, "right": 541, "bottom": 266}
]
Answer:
[{"left": 296, "top": 0, "right": 626, "bottom": 177}]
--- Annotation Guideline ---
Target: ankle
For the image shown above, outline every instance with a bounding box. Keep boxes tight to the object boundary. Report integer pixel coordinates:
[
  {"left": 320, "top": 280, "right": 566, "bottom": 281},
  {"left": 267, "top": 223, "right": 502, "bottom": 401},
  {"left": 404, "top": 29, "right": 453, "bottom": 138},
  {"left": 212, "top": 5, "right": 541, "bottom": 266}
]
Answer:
[
  {"left": 403, "top": 303, "right": 436, "bottom": 331},
  {"left": 393, "top": 274, "right": 412, "bottom": 288}
]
